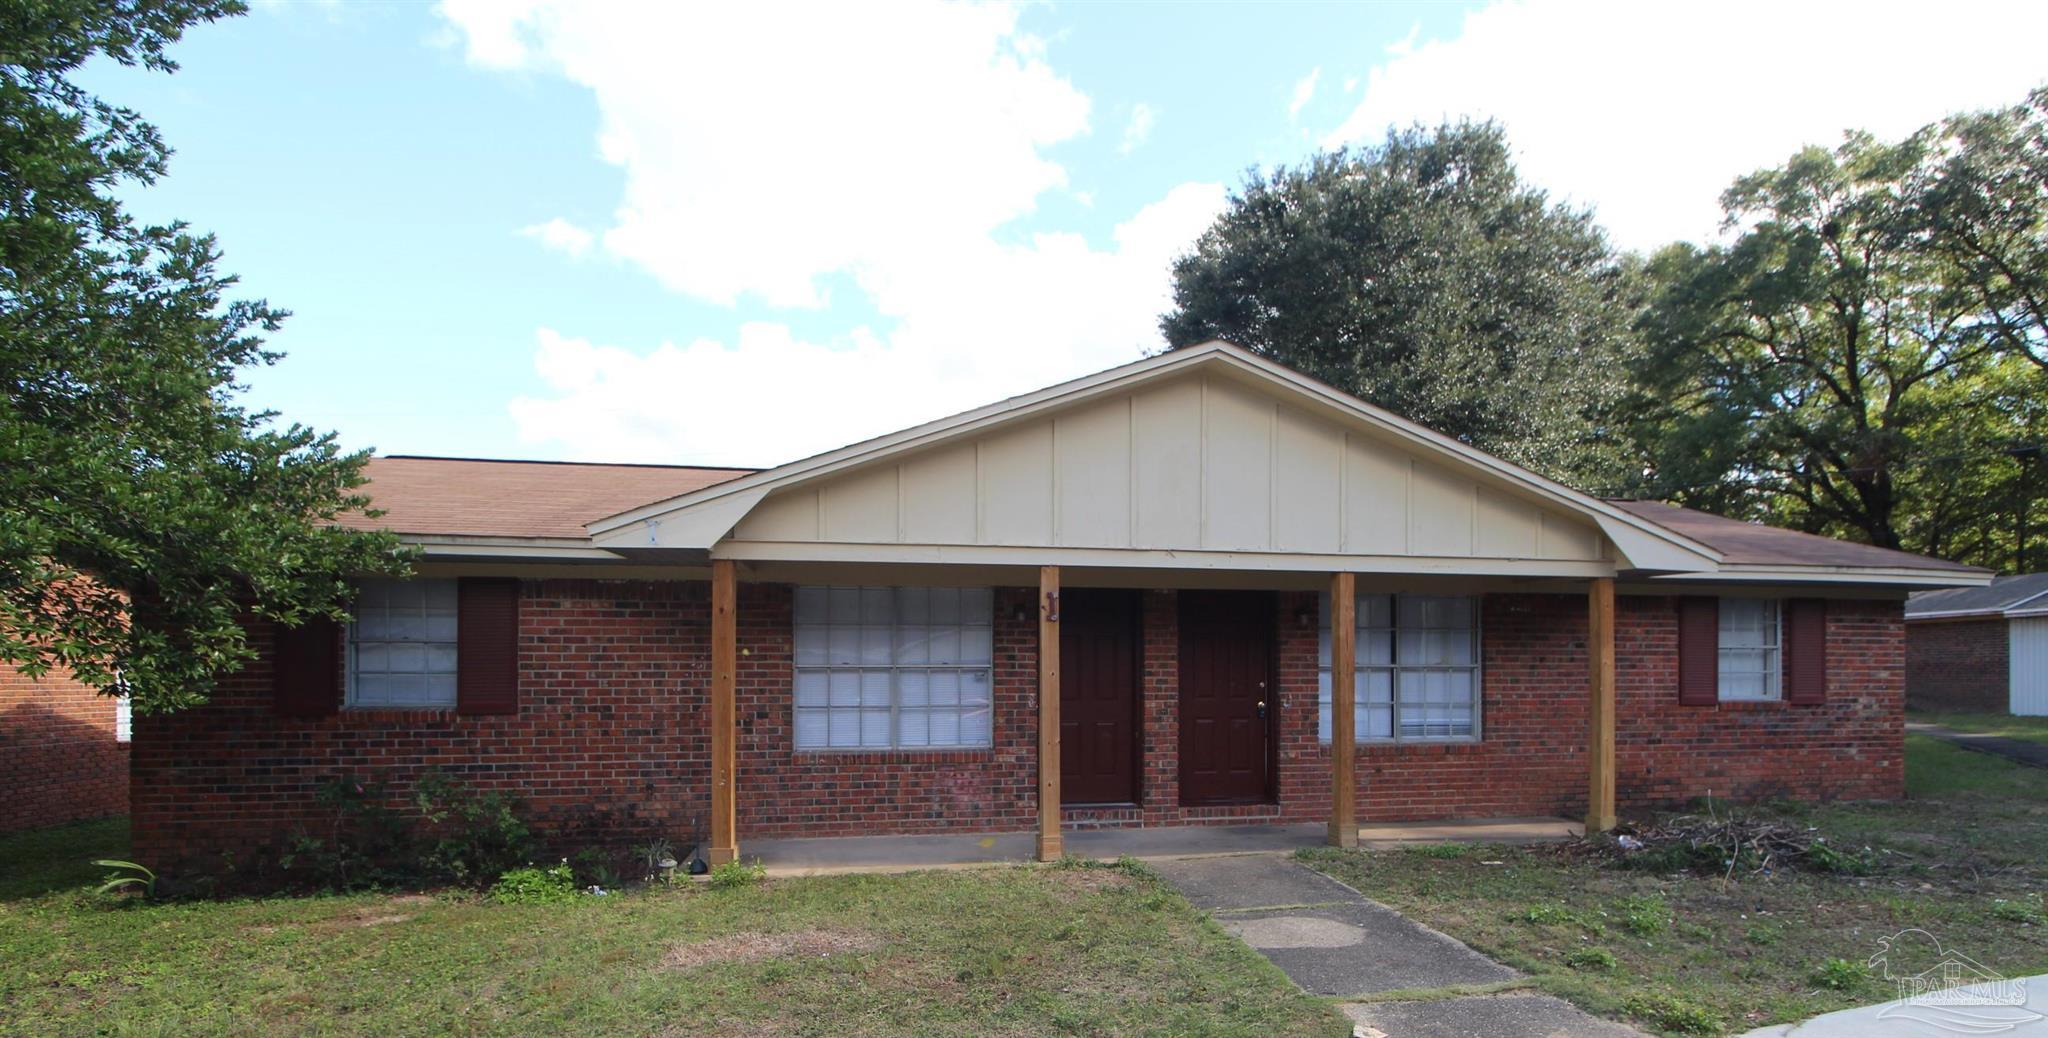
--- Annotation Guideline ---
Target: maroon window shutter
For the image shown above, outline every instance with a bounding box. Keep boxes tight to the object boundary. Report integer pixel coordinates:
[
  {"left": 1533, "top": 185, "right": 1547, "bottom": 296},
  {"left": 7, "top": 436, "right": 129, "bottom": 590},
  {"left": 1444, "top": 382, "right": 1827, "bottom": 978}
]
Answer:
[
  {"left": 1676, "top": 596, "right": 1719, "bottom": 706},
  {"left": 458, "top": 578, "right": 520, "bottom": 715},
  {"left": 1784, "top": 598, "right": 1828, "bottom": 705},
  {"left": 273, "top": 618, "right": 342, "bottom": 717}
]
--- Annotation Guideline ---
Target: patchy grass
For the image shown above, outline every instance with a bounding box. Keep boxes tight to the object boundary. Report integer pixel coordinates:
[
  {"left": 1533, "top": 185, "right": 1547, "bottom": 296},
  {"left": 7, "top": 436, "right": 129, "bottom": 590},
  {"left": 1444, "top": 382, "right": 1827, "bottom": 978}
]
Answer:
[
  {"left": 0, "top": 830, "right": 1344, "bottom": 1037},
  {"left": 1912, "top": 710, "right": 2048, "bottom": 748},
  {"left": 1299, "top": 735, "right": 2048, "bottom": 1036}
]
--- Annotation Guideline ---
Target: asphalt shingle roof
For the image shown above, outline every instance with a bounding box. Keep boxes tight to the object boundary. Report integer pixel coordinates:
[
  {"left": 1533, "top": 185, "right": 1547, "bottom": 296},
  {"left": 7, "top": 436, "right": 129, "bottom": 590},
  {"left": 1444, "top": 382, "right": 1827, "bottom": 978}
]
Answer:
[
  {"left": 1906, "top": 572, "right": 2048, "bottom": 618},
  {"left": 339, "top": 456, "right": 755, "bottom": 540}
]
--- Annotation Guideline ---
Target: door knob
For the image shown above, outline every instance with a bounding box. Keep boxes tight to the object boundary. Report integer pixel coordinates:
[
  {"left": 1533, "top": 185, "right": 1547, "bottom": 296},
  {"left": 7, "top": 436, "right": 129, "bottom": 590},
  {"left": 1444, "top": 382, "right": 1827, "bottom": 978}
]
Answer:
[{"left": 1256, "top": 699, "right": 1268, "bottom": 719}]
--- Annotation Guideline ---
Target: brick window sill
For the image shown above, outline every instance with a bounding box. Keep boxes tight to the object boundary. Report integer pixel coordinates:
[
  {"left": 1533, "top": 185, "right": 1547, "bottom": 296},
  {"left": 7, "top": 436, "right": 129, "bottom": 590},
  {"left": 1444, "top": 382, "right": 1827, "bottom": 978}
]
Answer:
[{"left": 789, "top": 749, "right": 997, "bottom": 766}]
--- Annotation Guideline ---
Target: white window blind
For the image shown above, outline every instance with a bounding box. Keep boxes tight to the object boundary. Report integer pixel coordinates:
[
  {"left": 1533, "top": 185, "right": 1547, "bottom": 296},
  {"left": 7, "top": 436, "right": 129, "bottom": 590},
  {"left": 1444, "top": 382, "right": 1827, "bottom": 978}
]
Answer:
[
  {"left": 347, "top": 579, "right": 459, "bottom": 709},
  {"left": 1717, "top": 599, "right": 1781, "bottom": 701},
  {"left": 793, "top": 587, "right": 994, "bottom": 750},
  {"left": 1318, "top": 593, "right": 1480, "bottom": 741}
]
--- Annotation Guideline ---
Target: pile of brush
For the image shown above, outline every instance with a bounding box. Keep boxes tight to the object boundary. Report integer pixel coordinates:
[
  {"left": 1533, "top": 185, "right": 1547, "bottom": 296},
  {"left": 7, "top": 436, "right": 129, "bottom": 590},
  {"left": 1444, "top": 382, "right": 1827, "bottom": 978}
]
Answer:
[{"left": 1582, "top": 812, "right": 1874, "bottom": 878}]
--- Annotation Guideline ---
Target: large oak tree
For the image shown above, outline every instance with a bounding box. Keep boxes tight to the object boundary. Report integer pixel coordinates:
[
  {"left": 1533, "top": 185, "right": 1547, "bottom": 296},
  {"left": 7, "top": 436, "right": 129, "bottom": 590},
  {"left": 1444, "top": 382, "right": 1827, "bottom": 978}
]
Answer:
[
  {"left": 1159, "top": 121, "right": 1644, "bottom": 487},
  {"left": 2, "top": 0, "right": 407, "bottom": 714}
]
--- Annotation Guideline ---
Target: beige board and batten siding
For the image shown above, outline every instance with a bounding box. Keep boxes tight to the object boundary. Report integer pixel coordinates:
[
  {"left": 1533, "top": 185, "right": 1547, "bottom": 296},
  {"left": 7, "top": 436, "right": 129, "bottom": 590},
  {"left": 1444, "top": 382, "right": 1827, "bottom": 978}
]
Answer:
[{"left": 730, "top": 374, "right": 1606, "bottom": 563}]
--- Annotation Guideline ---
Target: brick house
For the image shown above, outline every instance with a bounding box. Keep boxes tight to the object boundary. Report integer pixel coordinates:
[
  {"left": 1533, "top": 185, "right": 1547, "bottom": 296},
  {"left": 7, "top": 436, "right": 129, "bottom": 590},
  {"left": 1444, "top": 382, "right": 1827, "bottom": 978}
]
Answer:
[
  {"left": 130, "top": 343, "right": 1988, "bottom": 870},
  {"left": 1905, "top": 574, "right": 2048, "bottom": 715}
]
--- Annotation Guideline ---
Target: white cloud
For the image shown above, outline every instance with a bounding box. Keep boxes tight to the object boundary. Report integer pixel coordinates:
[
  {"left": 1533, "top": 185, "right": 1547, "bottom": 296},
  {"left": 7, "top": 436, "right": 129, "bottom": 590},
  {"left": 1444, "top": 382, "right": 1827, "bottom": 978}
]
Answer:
[
  {"left": 505, "top": 183, "right": 1225, "bottom": 464},
  {"left": 1121, "top": 102, "right": 1157, "bottom": 154},
  {"left": 437, "top": 1, "right": 1226, "bottom": 464},
  {"left": 1323, "top": 0, "right": 2048, "bottom": 252},
  {"left": 1287, "top": 68, "right": 1320, "bottom": 120},
  {"left": 519, "top": 217, "right": 594, "bottom": 258}
]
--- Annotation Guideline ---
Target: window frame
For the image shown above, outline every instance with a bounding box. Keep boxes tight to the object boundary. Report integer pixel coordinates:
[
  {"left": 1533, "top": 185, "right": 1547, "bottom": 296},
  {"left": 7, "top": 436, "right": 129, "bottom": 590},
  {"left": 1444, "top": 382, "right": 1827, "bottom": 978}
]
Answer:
[
  {"left": 792, "top": 586, "right": 996, "bottom": 753},
  {"left": 1318, "top": 592, "right": 1484, "bottom": 745},
  {"left": 1715, "top": 597, "right": 1782, "bottom": 702},
  {"left": 344, "top": 578, "right": 461, "bottom": 711}
]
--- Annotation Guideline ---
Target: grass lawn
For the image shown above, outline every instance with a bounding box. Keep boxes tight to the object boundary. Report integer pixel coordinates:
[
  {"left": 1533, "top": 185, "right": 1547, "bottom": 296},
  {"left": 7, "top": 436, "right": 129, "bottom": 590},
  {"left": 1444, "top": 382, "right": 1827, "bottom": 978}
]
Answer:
[
  {"left": 1301, "top": 734, "right": 2048, "bottom": 1037},
  {"left": 1911, "top": 709, "right": 2048, "bottom": 748},
  {"left": 0, "top": 821, "right": 1345, "bottom": 1037}
]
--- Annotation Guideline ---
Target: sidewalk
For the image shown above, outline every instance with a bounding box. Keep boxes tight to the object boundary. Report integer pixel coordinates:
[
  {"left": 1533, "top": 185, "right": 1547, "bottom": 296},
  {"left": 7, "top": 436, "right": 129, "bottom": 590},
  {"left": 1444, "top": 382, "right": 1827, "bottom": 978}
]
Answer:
[
  {"left": 1152, "top": 855, "right": 1644, "bottom": 1037},
  {"left": 1737, "top": 974, "right": 2048, "bottom": 1036},
  {"left": 1907, "top": 722, "right": 2048, "bottom": 769}
]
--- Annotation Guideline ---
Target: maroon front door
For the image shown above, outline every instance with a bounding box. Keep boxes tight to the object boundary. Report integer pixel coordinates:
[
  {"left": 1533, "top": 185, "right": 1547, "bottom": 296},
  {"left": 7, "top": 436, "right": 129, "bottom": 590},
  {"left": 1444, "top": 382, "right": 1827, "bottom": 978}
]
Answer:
[
  {"left": 1060, "top": 589, "right": 1141, "bottom": 805},
  {"left": 1178, "top": 591, "right": 1275, "bottom": 805}
]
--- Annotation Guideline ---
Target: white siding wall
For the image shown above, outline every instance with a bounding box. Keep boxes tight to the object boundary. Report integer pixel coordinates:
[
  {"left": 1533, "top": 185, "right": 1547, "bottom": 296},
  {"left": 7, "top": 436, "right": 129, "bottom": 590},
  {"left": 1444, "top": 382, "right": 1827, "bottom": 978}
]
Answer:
[
  {"left": 732, "top": 373, "right": 1608, "bottom": 562},
  {"left": 2010, "top": 617, "right": 2048, "bottom": 716}
]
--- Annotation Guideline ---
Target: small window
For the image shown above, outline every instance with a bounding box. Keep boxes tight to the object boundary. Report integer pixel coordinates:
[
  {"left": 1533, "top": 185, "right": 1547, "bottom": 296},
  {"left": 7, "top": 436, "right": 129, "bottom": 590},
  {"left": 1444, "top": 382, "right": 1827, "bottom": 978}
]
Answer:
[
  {"left": 1718, "top": 598, "right": 1781, "bottom": 701},
  {"left": 1318, "top": 593, "right": 1481, "bottom": 742},
  {"left": 793, "top": 587, "right": 994, "bottom": 751},
  {"left": 347, "top": 579, "right": 459, "bottom": 709}
]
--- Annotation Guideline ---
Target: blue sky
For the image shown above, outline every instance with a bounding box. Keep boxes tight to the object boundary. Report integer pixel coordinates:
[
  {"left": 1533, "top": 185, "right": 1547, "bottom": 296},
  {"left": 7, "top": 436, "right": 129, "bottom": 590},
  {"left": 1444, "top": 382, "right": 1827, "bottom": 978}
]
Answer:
[{"left": 83, "top": 0, "right": 2048, "bottom": 467}]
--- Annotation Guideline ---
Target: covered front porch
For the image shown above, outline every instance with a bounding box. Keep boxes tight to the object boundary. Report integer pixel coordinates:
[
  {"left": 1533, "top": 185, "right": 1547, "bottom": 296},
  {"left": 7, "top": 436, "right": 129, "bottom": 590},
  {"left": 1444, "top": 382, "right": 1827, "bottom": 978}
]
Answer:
[{"left": 697, "top": 559, "right": 1623, "bottom": 866}]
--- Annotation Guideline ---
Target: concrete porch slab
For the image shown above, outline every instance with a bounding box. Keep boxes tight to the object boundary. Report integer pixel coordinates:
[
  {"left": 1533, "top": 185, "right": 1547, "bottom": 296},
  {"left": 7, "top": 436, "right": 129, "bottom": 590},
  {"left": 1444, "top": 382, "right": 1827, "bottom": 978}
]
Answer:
[
  {"left": 1357, "top": 816, "right": 1582, "bottom": 849},
  {"left": 742, "top": 817, "right": 1580, "bottom": 877}
]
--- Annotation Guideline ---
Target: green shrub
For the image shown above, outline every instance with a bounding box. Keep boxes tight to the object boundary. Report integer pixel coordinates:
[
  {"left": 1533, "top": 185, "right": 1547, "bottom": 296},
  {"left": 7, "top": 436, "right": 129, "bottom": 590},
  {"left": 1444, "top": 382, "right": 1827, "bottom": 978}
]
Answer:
[
  {"left": 707, "top": 860, "right": 766, "bottom": 890},
  {"left": 1520, "top": 903, "right": 1575, "bottom": 925},
  {"left": 489, "top": 862, "right": 578, "bottom": 905},
  {"left": 411, "top": 769, "right": 533, "bottom": 885},
  {"left": 1564, "top": 947, "right": 1618, "bottom": 971},
  {"left": 280, "top": 775, "right": 413, "bottom": 889},
  {"left": 1619, "top": 894, "right": 1673, "bottom": 936},
  {"left": 1623, "top": 993, "right": 1722, "bottom": 1036}
]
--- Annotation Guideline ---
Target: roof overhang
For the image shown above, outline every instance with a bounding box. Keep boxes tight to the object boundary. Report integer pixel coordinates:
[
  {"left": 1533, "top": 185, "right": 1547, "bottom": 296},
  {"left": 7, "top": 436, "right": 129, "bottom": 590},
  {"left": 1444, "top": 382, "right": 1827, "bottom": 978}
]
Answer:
[{"left": 586, "top": 341, "right": 1723, "bottom": 573}]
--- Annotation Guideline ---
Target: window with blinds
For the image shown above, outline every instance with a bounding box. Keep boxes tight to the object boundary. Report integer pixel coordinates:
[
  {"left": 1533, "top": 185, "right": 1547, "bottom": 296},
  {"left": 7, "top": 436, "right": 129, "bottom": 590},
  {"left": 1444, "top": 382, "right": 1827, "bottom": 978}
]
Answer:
[
  {"left": 1318, "top": 593, "right": 1481, "bottom": 742},
  {"left": 1717, "top": 598, "right": 1781, "bottom": 701},
  {"left": 793, "top": 587, "right": 995, "bottom": 750}
]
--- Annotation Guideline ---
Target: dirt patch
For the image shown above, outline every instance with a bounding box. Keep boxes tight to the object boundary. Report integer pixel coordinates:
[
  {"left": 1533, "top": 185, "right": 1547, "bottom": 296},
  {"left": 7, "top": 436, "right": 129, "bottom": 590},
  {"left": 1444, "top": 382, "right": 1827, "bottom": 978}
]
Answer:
[
  {"left": 308, "top": 910, "right": 415, "bottom": 933},
  {"left": 661, "top": 928, "right": 881, "bottom": 970}
]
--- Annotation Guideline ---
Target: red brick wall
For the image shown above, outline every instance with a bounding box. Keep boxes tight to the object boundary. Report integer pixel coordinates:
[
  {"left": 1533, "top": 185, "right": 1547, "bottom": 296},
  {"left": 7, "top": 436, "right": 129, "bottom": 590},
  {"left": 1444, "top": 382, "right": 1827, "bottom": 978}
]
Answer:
[
  {"left": 0, "top": 662, "right": 128, "bottom": 833},
  {"left": 131, "top": 581, "right": 1907, "bottom": 873},
  {"left": 133, "top": 579, "right": 722, "bottom": 870},
  {"left": 1905, "top": 618, "right": 2008, "bottom": 713}
]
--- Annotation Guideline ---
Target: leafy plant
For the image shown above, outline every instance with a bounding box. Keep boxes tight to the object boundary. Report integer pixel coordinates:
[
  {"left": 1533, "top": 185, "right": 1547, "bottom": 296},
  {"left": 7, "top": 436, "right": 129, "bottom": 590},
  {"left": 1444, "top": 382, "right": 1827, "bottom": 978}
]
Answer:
[
  {"left": 637, "top": 837, "right": 677, "bottom": 883},
  {"left": 1990, "top": 899, "right": 2044, "bottom": 925},
  {"left": 569, "top": 847, "right": 621, "bottom": 890},
  {"left": 1520, "top": 903, "right": 1575, "bottom": 925},
  {"left": 707, "top": 860, "right": 766, "bottom": 890},
  {"left": 1404, "top": 843, "right": 1470, "bottom": 860},
  {"left": 489, "top": 862, "right": 578, "bottom": 905},
  {"left": 1745, "top": 923, "right": 1783, "bottom": 946},
  {"left": 410, "top": 769, "right": 532, "bottom": 885},
  {"left": 1619, "top": 894, "right": 1672, "bottom": 937},
  {"left": 1564, "top": 947, "right": 1618, "bottom": 972},
  {"left": 1623, "top": 993, "right": 1722, "bottom": 1036},
  {"left": 1811, "top": 957, "right": 1870, "bottom": 991},
  {"left": 92, "top": 860, "right": 156, "bottom": 898}
]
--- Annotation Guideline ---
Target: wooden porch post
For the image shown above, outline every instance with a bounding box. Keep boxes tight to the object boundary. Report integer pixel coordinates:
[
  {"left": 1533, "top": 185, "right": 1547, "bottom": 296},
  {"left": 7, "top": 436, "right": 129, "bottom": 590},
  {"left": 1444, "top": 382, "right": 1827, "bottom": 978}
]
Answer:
[
  {"left": 1036, "top": 565, "right": 1063, "bottom": 861},
  {"left": 708, "top": 558, "right": 739, "bottom": 865},
  {"left": 1328, "top": 572, "right": 1358, "bottom": 848},
  {"left": 1586, "top": 576, "right": 1617, "bottom": 833}
]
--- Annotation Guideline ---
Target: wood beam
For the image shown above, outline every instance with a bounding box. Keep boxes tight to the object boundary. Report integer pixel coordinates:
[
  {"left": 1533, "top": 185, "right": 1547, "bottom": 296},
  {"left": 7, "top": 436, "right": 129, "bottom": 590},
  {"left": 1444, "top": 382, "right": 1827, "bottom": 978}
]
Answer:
[
  {"left": 1036, "top": 565, "right": 1063, "bottom": 861},
  {"left": 1586, "top": 576, "right": 1617, "bottom": 833},
  {"left": 1328, "top": 571, "right": 1358, "bottom": 848},
  {"left": 708, "top": 558, "right": 739, "bottom": 865}
]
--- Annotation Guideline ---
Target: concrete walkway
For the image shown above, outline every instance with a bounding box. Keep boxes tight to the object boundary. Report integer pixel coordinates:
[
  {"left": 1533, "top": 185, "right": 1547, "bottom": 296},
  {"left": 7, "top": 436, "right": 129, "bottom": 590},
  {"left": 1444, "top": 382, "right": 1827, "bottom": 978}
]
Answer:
[
  {"left": 1737, "top": 974, "right": 2047, "bottom": 1036},
  {"left": 1152, "top": 855, "right": 1644, "bottom": 1037},
  {"left": 1907, "top": 722, "right": 2048, "bottom": 769},
  {"left": 746, "top": 817, "right": 1577, "bottom": 876}
]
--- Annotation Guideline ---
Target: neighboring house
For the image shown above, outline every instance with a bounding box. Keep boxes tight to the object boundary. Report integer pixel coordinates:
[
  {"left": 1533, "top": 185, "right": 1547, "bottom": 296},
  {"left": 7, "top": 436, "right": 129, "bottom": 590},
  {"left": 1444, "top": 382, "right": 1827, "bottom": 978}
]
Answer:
[
  {"left": 1906, "top": 574, "right": 2048, "bottom": 715},
  {"left": 129, "top": 343, "right": 1989, "bottom": 871},
  {"left": 1, "top": 661, "right": 129, "bottom": 833}
]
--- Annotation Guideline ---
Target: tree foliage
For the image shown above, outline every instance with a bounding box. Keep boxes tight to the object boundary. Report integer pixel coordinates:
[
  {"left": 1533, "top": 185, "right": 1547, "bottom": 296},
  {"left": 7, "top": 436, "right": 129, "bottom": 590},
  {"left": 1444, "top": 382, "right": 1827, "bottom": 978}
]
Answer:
[
  {"left": 1, "top": 0, "right": 408, "bottom": 714},
  {"left": 1159, "top": 121, "right": 1643, "bottom": 487},
  {"left": 1630, "top": 103, "right": 2048, "bottom": 570}
]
